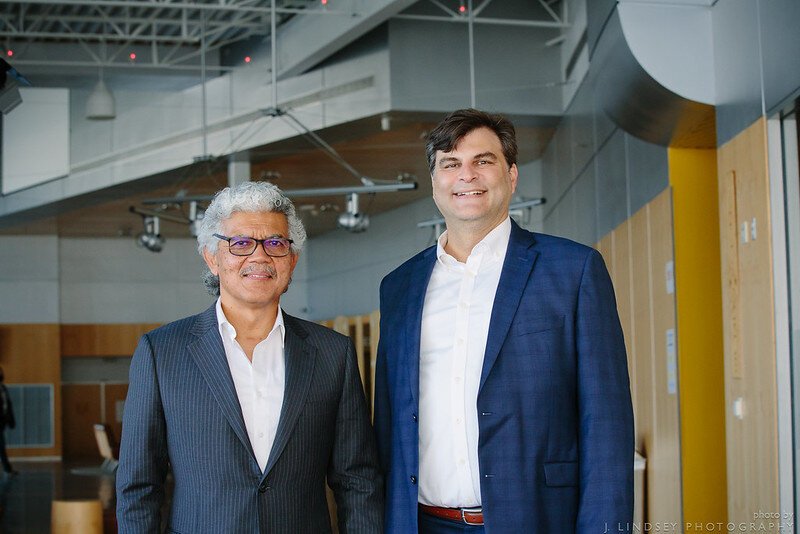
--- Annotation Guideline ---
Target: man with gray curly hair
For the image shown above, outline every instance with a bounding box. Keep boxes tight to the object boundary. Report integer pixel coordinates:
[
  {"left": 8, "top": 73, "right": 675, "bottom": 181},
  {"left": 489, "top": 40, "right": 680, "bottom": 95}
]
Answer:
[{"left": 117, "top": 181, "right": 383, "bottom": 533}]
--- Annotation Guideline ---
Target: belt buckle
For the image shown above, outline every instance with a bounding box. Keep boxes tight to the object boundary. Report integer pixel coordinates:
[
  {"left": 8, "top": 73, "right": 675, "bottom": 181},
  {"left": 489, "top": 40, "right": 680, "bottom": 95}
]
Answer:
[{"left": 460, "top": 507, "right": 483, "bottom": 525}]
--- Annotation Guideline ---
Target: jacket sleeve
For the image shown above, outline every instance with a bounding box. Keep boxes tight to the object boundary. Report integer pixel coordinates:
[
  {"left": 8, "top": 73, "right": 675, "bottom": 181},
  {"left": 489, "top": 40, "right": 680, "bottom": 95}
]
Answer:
[
  {"left": 372, "top": 277, "right": 392, "bottom": 477},
  {"left": 115, "top": 334, "right": 169, "bottom": 534},
  {"left": 575, "top": 249, "right": 635, "bottom": 531},
  {"left": 327, "top": 339, "right": 384, "bottom": 533}
]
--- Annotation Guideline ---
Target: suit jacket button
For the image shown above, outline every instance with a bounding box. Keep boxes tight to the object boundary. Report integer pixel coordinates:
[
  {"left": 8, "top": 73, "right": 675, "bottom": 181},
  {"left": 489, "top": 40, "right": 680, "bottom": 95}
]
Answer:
[
  {"left": 410, "top": 475, "right": 417, "bottom": 485},
  {"left": 412, "top": 414, "right": 418, "bottom": 422},
  {"left": 258, "top": 483, "right": 268, "bottom": 493}
]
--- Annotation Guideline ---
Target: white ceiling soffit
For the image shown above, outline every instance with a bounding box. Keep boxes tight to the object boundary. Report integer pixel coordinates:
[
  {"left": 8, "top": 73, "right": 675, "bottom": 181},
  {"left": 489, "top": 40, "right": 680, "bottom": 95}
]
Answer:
[
  {"left": 618, "top": 0, "right": 715, "bottom": 105},
  {"left": 592, "top": 8, "right": 715, "bottom": 147}
]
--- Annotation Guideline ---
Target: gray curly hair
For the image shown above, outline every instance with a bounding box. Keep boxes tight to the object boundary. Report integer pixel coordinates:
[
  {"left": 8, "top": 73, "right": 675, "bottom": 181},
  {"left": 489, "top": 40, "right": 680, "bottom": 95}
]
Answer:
[{"left": 197, "top": 181, "right": 306, "bottom": 296}]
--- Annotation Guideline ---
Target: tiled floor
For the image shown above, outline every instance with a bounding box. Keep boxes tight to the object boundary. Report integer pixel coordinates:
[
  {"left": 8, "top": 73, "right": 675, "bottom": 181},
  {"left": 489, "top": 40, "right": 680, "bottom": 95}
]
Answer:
[{"left": 0, "top": 460, "right": 117, "bottom": 534}]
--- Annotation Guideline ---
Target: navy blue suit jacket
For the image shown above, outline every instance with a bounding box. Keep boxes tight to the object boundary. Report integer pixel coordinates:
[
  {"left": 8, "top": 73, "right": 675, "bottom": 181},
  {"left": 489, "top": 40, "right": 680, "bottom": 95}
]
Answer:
[{"left": 373, "top": 221, "right": 634, "bottom": 533}]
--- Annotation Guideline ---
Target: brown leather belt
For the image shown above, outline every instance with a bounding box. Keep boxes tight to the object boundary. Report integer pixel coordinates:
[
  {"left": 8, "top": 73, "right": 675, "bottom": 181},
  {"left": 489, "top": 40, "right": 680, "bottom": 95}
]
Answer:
[{"left": 419, "top": 504, "right": 484, "bottom": 525}]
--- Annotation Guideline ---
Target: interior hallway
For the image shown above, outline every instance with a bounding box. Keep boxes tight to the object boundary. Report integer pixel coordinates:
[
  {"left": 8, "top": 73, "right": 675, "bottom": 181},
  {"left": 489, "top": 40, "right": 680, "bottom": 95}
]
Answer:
[{"left": 1, "top": 461, "right": 126, "bottom": 533}]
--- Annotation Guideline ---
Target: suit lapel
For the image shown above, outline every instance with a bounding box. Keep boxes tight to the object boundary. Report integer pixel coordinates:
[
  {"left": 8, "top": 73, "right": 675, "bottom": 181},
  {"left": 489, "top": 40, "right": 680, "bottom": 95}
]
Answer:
[
  {"left": 404, "top": 248, "right": 437, "bottom": 406},
  {"left": 187, "top": 305, "right": 254, "bottom": 459},
  {"left": 262, "top": 317, "right": 315, "bottom": 478},
  {"left": 480, "top": 222, "right": 539, "bottom": 391}
]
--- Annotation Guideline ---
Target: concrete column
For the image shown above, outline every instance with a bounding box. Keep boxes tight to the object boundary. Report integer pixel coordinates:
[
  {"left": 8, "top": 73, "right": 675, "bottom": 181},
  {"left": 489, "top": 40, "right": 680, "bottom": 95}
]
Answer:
[{"left": 228, "top": 152, "right": 251, "bottom": 187}]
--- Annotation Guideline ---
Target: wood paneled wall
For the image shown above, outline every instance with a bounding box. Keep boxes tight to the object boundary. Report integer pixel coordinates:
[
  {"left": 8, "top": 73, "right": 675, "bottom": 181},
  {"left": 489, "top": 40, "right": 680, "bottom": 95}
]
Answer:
[
  {"left": 1, "top": 322, "right": 150, "bottom": 459},
  {"left": 0, "top": 324, "right": 62, "bottom": 458},
  {"left": 598, "top": 188, "right": 682, "bottom": 528},
  {"left": 61, "top": 324, "right": 160, "bottom": 357},
  {"left": 62, "top": 384, "right": 102, "bottom": 459},
  {"left": 321, "top": 311, "right": 380, "bottom": 415},
  {"left": 59, "top": 323, "right": 151, "bottom": 459},
  {"left": 717, "top": 118, "right": 779, "bottom": 527},
  {"left": 62, "top": 383, "right": 128, "bottom": 459}
]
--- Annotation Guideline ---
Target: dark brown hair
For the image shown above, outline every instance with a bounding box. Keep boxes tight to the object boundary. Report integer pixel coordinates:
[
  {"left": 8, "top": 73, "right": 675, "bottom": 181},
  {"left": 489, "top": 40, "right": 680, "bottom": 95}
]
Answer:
[{"left": 425, "top": 108, "right": 518, "bottom": 174}]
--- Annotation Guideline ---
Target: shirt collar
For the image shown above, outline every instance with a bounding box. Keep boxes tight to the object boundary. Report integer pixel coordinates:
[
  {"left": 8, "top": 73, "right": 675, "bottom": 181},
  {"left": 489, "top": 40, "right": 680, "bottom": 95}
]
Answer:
[
  {"left": 436, "top": 216, "right": 512, "bottom": 265},
  {"left": 215, "top": 298, "right": 286, "bottom": 348}
]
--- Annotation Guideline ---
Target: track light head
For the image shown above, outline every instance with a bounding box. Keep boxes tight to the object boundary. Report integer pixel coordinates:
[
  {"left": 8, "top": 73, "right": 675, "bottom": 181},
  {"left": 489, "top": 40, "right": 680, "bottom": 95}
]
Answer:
[
  {"left": 188, "top": 201, "right": 205, "bottom": 237},
  {"left": 337, "top": 193, "right": 370, "bottom": 232},
  {"left": 337, "top": 211, "right": 369, "bottom": 232},
  {"left": 136, "top": 215, "right": 165, "bottom": 252}
]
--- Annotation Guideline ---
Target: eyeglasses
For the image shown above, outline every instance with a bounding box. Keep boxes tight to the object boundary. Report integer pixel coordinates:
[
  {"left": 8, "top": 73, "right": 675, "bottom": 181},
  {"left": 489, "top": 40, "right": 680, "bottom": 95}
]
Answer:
[{"left": 213, "top": 233, "right": 294, "bottom": 257}]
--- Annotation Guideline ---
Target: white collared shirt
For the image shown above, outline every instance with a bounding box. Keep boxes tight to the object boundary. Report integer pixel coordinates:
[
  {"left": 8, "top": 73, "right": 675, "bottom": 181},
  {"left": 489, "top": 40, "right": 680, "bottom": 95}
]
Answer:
[
  {"left": 215, "top": 298, "right": 286, "bottom": 473},
  {"left": 418, "top": 217, "right": 511, "bottom": 508}
]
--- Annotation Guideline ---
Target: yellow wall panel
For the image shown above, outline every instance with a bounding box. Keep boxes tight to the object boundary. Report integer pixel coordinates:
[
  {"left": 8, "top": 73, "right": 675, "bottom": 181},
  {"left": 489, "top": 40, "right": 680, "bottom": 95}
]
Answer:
[{"left": 669, "top": 146, "right": 727, "bottom": 525}]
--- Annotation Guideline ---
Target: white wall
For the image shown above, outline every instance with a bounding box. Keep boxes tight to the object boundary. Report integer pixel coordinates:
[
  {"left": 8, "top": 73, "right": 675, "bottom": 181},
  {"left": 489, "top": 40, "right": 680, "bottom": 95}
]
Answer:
[
  {"left": 59, "top": 237, "right": 212, "bottom": 324},
  {"left": 0, "top": 235, "right": 60, "bottom": 323},
  {"left": 58, "top": 236, "right": 310, "bottom": 324}
]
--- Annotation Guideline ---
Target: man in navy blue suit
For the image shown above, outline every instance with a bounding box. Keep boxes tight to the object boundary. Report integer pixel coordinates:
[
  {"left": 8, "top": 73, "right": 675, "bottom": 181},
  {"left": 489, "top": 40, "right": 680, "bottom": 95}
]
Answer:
[{"left": 373, "top": 109, "right": 634, "bottom": 533}]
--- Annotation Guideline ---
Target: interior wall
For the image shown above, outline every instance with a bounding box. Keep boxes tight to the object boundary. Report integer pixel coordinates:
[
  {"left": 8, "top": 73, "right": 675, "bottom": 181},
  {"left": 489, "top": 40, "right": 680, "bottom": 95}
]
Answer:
[
  {"left": 0, "top": 235, "right": 62, "bottom": 458},
  {"left": 62, "top": 382, "right": 128, "bottom": 460},
  {"left": 57, "top": 236, "right": 310, "bottom": 321},
  {"left": 61, "top": 383, "right": 101, "bottom": 460},
  {"left": 540, "top": 74, "right": 668, "bottom": 245},
  {"left": 712, "top": 0, "right": 800, "bottom": 145},
  {"left": 387, "top": 17, "right": 562, "bottom": 114},
  {"left": 0, "top": 233, "right": 309, "bottom": 461},
  {"left": 59, "top": 237, "right": 212, "bottom": 324},
  {"left": 717, "top": 117, "right": 779, "bottom": 528},
  {"left": 0, "top": 235, "right": 60, "bottom": 324},
  {"left": 0, "top": 324, "right": 62, "bottom": 459},
  {"left": 597, "top": 189, "right": 682, "bottom": 528}
]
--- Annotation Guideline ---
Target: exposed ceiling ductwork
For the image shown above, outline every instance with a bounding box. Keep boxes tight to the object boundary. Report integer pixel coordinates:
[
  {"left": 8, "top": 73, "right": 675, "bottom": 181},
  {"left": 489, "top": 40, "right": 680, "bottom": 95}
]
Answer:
[{"left": 590, "top": 7, "right": 716, "bottom": 148}]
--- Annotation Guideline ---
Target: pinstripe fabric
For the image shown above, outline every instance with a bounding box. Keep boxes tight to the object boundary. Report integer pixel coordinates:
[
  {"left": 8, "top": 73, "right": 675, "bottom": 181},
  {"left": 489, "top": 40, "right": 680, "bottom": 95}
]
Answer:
[
  {"left": 116, "top": 305, "right": 383, "bottom": 534},
  {"left": 374, "top": 220, "right": 634, "bottom": 533}
]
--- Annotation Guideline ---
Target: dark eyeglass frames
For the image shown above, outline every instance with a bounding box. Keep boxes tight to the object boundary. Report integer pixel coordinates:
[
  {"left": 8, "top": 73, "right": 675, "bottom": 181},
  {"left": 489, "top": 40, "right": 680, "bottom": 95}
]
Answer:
[{"left": 213, "top": 233, "right": 294, "bottom": 257}]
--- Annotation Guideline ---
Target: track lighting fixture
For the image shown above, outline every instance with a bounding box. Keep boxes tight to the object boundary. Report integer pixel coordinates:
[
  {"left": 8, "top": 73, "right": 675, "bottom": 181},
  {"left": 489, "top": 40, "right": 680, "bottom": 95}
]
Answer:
[
  {"left": 337, "top": 193, "right": 369, "bottom": 233},
  {"left": 188, "top": 201, "right": 205, "bottom": 238},
  {"left": 136, "top": 215, "right": 165, "bottom": 252}
]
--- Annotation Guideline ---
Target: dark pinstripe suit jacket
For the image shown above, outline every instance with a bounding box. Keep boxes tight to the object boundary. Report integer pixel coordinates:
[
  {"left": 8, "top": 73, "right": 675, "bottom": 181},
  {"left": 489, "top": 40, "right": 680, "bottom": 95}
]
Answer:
[{"left": 116, "top": 304, "right": 383, "bottom": 534}]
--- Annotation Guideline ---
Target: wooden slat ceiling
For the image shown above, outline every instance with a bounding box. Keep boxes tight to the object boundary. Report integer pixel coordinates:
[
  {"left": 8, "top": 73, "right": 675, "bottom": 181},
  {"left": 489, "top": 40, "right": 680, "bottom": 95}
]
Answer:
[{"left": 1, "top": 111, "right": 555, "bottom": 239}]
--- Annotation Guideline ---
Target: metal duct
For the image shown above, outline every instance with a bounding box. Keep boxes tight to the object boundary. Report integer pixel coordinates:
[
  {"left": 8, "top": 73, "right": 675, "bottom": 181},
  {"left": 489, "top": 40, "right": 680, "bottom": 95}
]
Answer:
[{"left": 591, "top": 10, "right": 715, "bottom": 148}]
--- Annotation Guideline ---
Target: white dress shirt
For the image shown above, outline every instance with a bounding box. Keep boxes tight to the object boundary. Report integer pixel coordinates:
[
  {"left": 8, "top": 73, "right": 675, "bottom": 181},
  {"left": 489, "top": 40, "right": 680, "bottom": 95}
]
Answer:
[
  {"left": 418, "top": 217, "right": 511, "bottom": 508},
  {"left": 216, "top": 299, "right": 286, "bottom": 473}
]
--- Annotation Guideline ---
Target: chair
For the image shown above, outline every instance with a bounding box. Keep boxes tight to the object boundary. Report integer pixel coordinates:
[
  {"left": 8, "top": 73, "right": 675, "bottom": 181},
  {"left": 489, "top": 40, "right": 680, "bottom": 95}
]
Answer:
[
  {"left": 69, "top": 424, "right": 118, "bottom": 476},
  {"left": 51, "top": 499, "right": 103, "bottom": 534},
  {"left": 93, "top": 424, "right": 119, "bottom": 473}
]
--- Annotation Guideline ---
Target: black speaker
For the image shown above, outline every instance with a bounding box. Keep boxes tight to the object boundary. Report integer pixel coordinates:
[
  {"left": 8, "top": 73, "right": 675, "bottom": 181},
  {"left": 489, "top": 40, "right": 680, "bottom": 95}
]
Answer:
[{"left": 0, "top": 58, "right": 30, "bottom": 115}]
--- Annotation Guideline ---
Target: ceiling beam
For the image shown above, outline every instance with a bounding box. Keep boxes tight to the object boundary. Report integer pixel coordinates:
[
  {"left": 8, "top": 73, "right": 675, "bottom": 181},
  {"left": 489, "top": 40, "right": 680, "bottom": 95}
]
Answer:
[
  {"left": 275, "top": 0, "right": 419, "bottom": 79},
  {"left": 392, "top": 13, "right": 569, "bottom": 29},
  {"left": 0, "top": 0, "right": 354, "bottom": 16}
]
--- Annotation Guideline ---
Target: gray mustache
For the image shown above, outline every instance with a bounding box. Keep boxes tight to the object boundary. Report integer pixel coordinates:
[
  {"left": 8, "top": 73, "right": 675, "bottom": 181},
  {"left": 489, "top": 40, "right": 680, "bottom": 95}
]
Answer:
[{"left": 240, "top": 265, "right": 277, "bottom": 277}]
